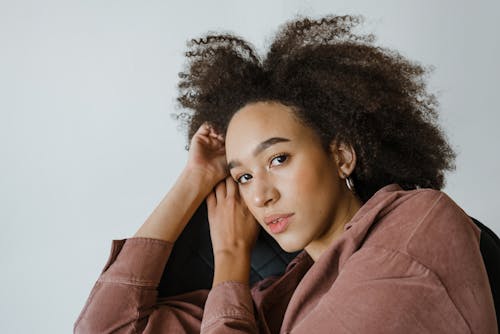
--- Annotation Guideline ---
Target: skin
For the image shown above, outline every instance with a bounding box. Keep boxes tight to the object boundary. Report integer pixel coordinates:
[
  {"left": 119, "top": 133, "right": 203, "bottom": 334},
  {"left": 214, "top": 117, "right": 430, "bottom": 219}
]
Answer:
[
  {"left": 134, "top": 100, "right": 362, "bottom": 288},
  {"left": 224, "top": 101, "right": 362, "bottom": 261},
  {"left": 133, "top": 122, "right": 254, "bottom": 286},
  {"left": 134, "top": 123, "right": 227, "bottom": 243}
]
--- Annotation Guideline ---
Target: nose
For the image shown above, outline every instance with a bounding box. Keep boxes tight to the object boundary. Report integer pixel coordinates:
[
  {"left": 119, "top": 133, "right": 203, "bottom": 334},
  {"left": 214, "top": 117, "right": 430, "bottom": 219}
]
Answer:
[{"left": 251, "top": 177, "right": 279, "bottom": 207}]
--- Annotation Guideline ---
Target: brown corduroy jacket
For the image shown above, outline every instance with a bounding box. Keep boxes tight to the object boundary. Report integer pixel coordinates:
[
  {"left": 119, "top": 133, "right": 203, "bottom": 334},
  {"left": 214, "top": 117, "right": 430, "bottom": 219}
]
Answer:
[{"left": 74, "top": 184, "right": 497, "bottom": 333}]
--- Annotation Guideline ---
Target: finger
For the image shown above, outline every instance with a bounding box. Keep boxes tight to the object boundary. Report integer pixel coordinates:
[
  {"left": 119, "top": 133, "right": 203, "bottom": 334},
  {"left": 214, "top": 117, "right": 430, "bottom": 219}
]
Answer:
[
  {"left": 196, "top": 125, "right": 222, "bottom": 144},
  {"left": 208, "top": 131, "right": 219, "bottom": 138},
  {"left": 187, "top": 123, "right": 210, "bottom": 150},
  {"left": 214, "top": 131, "right": 224, "bottom": 141},
  {"left": 206, "top": 191, "right": 216, "bottom": 210},
  {"left": 195, "top": 122, "right": 212, "bottom": 136},
  {"left": 207, "top": 136, "right": 224, "bottom": 149},
  {"left": 225, "top": 176, "right": 237, "bottom": 198},
  {"left": 215, "top": 180, "right": 227, "bottom": 199},
  {"left": 209, "top": 130, "right": 224, "bottom": 139},
  {"left": 208, "top": 130, "right": 224, "bottom": 144},
  {"left": 194, "top": 134, "right": 210, "bottom": 145}
]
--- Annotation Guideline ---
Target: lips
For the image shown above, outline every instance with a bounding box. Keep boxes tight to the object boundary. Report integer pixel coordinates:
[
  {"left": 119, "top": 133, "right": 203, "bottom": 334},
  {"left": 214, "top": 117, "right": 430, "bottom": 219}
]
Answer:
[{"left": 263, "top": 213, "right": 294, "bottom": 234}]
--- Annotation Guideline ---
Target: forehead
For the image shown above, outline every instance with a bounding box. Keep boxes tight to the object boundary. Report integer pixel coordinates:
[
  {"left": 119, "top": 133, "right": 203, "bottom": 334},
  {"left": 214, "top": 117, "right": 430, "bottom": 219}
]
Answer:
[
  {"left": 232, "top": 101, "right": 300, "bottom": 126},
  {"left": 225, "top": 101, "right": 314, "bottom": 157}
]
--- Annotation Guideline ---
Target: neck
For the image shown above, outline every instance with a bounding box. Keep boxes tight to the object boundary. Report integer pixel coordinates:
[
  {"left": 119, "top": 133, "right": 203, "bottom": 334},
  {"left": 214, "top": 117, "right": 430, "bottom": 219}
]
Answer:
[{"left": 305, "top": 191, "right": 362, "bottom": 261}]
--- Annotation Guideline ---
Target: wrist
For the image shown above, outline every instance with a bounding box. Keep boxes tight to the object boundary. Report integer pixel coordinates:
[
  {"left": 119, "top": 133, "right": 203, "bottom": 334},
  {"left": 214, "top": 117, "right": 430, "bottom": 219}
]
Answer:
[
  {"left": 179, "top": 166, "right": 218, "bottom": 196},
  {"left": 213, "top": 251, "right": 251, "bottom": 287},
  {"left": 214, "top": 248, "right": 251, "bottom": 264}
]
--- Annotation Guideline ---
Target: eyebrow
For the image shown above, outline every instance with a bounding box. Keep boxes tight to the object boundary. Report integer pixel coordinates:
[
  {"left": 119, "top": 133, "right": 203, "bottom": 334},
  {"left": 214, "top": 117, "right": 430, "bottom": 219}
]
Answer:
[{"left": 227, "top": 137, "right": 291, "bottom": 171}]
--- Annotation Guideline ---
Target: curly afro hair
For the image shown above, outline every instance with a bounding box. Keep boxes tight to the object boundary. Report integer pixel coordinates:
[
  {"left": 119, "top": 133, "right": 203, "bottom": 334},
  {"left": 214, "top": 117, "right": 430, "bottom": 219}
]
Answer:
[{"left": 174, "top": 14, "right": 456, "bottom": 202}]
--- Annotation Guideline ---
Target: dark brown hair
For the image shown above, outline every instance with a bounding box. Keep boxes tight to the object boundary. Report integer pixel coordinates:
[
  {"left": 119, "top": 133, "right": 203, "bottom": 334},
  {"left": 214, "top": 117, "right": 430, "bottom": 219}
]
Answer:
[{"left": 174, "top": 15, "right": 456, "bottom": 202}]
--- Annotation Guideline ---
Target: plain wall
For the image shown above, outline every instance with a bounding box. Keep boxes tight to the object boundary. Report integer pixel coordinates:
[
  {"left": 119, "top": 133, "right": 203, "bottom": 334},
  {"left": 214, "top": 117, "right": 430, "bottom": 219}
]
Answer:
[{"left": 1, "top": 0, "right": 498, "bottom": 333}]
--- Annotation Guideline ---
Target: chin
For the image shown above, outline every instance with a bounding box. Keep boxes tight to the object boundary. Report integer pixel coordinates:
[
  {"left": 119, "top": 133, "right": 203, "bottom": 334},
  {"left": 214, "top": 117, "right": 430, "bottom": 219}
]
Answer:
[{"left": 276, "top": 238, "right": 305, "bottom": 253}]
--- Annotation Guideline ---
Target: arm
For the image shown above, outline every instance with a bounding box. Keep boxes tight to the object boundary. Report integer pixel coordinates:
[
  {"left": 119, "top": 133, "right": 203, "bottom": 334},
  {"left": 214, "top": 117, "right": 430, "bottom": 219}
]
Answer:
[
  {"left": 198, "top": 177, "right": 260, "bottom": 333},
  {"left": 74, "top": 237, "right": 209, "bottom": 333},
  {"left": 75, "top": 124, "right": 228, "bottom": 333},
  {"left": 133, "top": 166, "right": 214, "bottom": 242},
  {"left": 134, "top": 123, "right": 227, "bottom": 242}
]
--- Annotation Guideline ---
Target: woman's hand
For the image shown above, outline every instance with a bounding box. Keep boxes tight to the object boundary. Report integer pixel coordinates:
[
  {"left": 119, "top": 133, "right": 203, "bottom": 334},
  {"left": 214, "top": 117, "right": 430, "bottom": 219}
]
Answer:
[
  {"left": 207, "top": 176, "right": 260, "bottom": 286},
  {"left": 185, "top": 122, "right": 227, "bottom": 189}
]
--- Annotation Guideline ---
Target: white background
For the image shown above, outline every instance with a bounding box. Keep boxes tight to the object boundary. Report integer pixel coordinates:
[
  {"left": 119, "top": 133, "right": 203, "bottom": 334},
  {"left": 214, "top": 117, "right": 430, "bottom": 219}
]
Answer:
[{"left": 1, "top": 0, "right": 499, "bottom": 333}]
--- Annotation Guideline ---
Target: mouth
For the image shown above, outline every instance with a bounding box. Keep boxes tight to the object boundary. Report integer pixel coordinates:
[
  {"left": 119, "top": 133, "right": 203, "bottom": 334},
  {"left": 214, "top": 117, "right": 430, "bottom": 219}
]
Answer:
[{"left": 263, "top": 213, "right": 294, "bottom": 234}]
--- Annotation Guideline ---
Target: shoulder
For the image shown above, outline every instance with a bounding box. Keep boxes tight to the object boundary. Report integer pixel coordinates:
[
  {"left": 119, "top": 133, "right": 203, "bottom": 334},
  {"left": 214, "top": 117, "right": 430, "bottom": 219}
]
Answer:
[
  {"left": 333, "top": 188, "right": 493, "bottom": 333},
  {"left": 358, "top": 187, "right": 485, "bottom": 303},
  {"left": 363, "top": 187, "right": 480, "bottom": 255}
]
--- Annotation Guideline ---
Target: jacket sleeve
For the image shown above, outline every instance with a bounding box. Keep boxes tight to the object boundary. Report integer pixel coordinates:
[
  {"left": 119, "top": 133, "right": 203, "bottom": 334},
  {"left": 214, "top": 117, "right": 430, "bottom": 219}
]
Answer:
[
  {"left": 200, "top": 281, "right": 258, "bottom": 333},
  {"left": 74, "top": 237, "right": 207, "bottom": 334}
]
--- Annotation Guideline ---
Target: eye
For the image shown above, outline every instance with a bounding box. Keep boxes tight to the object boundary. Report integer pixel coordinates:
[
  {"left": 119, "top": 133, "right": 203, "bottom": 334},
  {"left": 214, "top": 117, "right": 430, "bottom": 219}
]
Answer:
[
  {"left": 270, "top": 153, "right": 288, "bottom": 167},
  {"left": 236, "top": 174, "right": 252, "bottom": 184}
]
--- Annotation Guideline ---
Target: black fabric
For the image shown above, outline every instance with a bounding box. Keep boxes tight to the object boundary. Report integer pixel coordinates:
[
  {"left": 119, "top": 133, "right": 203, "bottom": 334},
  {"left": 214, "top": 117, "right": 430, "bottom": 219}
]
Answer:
[
  {"left": 470, "top": 217, "right": 500, "bottom": 331},
  {"left": 158, "top": 202, "right": 299, "bottom": 298}
]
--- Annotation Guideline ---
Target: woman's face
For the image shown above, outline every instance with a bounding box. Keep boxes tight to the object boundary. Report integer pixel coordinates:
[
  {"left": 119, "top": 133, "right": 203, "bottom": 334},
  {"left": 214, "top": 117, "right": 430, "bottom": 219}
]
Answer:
[{"left": 225, "top": 101, "right": 356, "bottom": 256}]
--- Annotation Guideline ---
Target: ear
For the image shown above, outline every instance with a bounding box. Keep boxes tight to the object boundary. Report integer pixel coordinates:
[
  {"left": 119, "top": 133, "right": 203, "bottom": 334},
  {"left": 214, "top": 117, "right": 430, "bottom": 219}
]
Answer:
[{"left": 329, "top": 140, "right": 357, "bottom": 179}]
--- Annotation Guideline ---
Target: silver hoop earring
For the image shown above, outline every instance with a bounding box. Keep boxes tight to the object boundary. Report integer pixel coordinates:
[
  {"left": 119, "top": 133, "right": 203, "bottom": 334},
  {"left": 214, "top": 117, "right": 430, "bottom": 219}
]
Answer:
[{"left": 345, "top": 176, "right": 355, "bottom": 193}]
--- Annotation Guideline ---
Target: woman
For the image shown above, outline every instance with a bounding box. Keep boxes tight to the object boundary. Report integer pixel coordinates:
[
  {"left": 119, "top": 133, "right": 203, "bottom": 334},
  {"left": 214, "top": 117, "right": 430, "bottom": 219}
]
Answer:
[{"left": 74, "top": 15, "right": 497, "bottom": 333}]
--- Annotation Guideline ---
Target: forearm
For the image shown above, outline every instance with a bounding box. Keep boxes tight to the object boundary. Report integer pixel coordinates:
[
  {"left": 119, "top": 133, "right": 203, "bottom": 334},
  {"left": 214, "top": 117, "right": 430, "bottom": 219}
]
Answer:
[
  {"left": 134, "top": 167, "right": 214, "bottom": 243},
  {"left": 203, "top": 253, "right": 257, "bottom": 333},
  {"left": 213, "top": 250, "right": 251, "bottom": 287},
  {"left": 75, "top": 239, "right": 174, "bottom": 333},
  {"left": 75, "top": 238, "right": 207, "bottom": 333}
]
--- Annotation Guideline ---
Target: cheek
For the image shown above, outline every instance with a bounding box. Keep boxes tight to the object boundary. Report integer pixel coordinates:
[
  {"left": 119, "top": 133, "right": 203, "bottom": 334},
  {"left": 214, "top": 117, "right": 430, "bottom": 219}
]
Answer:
[
  {"left": 292, "top": 160, "right": 340, "bottom": 211},
  {"left": 238, "top": 187, "right": 258, "bottom": 216},
  {"left": 239, "top": 187, "right": 250, "bottom": 204},
  {"left": 292, "top": 165, "right": 325, "bottom": 193}
]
